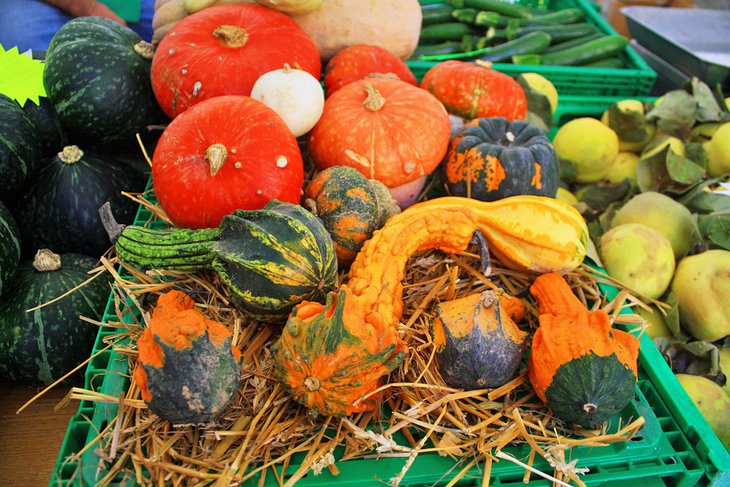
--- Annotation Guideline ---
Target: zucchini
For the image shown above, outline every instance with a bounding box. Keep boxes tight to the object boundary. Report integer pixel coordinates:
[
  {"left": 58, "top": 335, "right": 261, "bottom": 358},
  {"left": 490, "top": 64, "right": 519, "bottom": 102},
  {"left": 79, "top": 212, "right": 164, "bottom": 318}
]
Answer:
[
  {"left": 422, "top": 4, "right": 456, "bottom": 25},
  {"left": 583, "top": 57, "right": 626, "bottom": 69},
  {"left": 478, "top": 31, "right": 551, "bottom": 63},
  {"left": 529, "top": 8, "right": 584, "bottom": 24},
  {"left": 474, "top": 11, "right": 502, "bottom": 27},
  {"left": 543, "top": 32, "right": 604, "bottom": 54},
  {"left": 419, "top": 22, "right": 474, "bottom": 42},
  {"left": 410, "top": 40, "right": 463, "bottom": 59},
  {"left": 511, "top": 53, "right": 541, "bottom": 65},
  {"left": 489, "top": 23, "right": 597, "bottom": 43},
  {"left": 539, "top": 35, "right": 629, "bottom": 66},
  {"left": 450, "top": 0, "right": 534, "bottom": 19},
  {"left": 452, "top": 8, "right": 478, "bottom": 24}
]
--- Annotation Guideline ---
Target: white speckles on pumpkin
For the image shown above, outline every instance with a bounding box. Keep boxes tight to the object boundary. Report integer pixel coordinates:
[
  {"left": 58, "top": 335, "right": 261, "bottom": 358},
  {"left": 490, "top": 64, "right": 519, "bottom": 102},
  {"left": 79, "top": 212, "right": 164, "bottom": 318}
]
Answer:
[
  {"left": 168, "top": 48, "right": 176, "bottom": 55},
  {"left": 276, "top": 156, "right": 288, "bottom": 168},
  {"left": 403, "top": 161, "right": 416, "bottom": 174},
  {"left": 256, "top": 189, "right": 263, "bottom": 195},
  {"left": 234, "top": 162, "right": 242, "bottom": 169},
  {"left": 192, "top": 81, "right": 202, "bottom": 96},
  {"left": 345, "top": 150, "right": 371, "bottom": 168},
  {"left": 231, "top": 148, "right": 236, "bottom": 154}
]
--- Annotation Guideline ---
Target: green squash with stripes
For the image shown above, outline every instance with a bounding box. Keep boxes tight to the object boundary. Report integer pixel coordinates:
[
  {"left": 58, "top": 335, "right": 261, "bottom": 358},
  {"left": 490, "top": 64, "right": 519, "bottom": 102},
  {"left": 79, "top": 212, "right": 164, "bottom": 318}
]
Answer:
[
  {"left": 0, "top": 250, "right": 113, "bottom": 385},
  {"left": 110, "top": 200, "right": 338, "bottom": 322},
  {"left": 0, "top": 201, "right": 21, "bottom": 296},
  {"left": 43, "top": 16, "right": 155, "bottom": 146},
  {"left": 0, "top": 94, "right": 41, "bottom": 199}
]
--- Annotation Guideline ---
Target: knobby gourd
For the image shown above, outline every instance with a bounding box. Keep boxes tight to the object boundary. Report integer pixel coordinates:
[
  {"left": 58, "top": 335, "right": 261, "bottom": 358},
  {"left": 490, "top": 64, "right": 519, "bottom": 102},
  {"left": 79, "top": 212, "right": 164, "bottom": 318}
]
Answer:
[
  {"left": 106, "top": 200, "right": 337, "bottom": 323},
  {"left": 527, "top": 272, "right": 640, "bottom": 427},
  {"left": 431, "top": 290, "right": 527, "bottom": 390},
  {"left": 135, "top": 290, "right": 242, "bottom": 425},
  {"left": 272, "top": 195, "right": 589, "bottom": 416}
]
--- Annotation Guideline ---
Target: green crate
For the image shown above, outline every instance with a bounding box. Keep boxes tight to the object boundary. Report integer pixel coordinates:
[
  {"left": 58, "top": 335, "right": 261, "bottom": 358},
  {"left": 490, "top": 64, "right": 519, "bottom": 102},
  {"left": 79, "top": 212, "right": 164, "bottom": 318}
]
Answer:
[
  {"left": 410, "top": 0, "right": 657, "bottom": 97},
  {"left": 51, "top": 189, "right": 720, "bottom": 487}
]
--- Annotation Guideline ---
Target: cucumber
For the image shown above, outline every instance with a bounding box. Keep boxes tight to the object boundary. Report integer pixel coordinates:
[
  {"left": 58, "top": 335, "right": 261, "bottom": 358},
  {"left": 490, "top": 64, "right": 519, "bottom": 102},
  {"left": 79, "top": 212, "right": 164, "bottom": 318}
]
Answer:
[
  {"left": 478, "top": 31, "right": 551, "bottom": 63},
  {"left": 410, "top": 40, "right": 463, "bottom": 59},
  {"left": 489, "top": 23, "right": 597, "bottom": 43},
  {"left": 422, "top": 4, "right": 456, "bottom": 25},
  {"left": 511, "top": 53, "right": 541, "bottom": 65},
  {"left": 543, "top": 32, "right": 604, "bottom": 54},
  {"left": 449, "top": 0, "right": 534, "bottom": 19},
  {"left": 583, "top": 57, "right": 626, "bottom": 69},
  {"left": 539, "top": 35, "right": 629, "bottom": 66},
  {"left": 419, "top": 22, "right": 474, "bottom": 42}
]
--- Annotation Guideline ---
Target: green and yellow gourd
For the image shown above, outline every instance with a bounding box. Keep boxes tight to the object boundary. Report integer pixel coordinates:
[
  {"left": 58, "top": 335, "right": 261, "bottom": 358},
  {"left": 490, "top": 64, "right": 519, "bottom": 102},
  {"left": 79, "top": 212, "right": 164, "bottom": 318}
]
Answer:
[
  {"left": 108, "top": 200, "right": 337, "bottom": 322},
  {"left": 272, "top": 195, "right": 589, "bottom": 416}
]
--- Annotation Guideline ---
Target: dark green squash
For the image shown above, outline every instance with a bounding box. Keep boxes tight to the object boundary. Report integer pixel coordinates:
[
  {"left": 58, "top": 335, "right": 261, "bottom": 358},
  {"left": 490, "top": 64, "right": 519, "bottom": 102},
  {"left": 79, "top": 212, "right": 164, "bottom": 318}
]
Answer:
[
  {"left": 134, "top": 290, "right": 242, "bottom": 425},
  {"left": 21, "top": 96, "right": 67, "bottom": 157},
  {"left": 0, "top": 94, "right": 41, "bottom": 200},
  {"left": 431, "top": 290, "right": 527, "bottom": 390},
  {"left": 443, "top": 116, "right": 559, "bottom": 202},
  {"left": 107, "top": 200, "right": 338, "bottom": 322},
  {"left": 0, "top": 201, "right": 21, "bottom": 296},
  {"left": 304, "top": 166, "right": 400, "bottom": 267},
  {"left": 12, "top": 145, "right": 146, "bottom": 258},
  {"left": 43, "top": 16, "right": 155, "bottom": 146},
  {"left": 0, "top": 249, "right": 113, "bottom": 385}
]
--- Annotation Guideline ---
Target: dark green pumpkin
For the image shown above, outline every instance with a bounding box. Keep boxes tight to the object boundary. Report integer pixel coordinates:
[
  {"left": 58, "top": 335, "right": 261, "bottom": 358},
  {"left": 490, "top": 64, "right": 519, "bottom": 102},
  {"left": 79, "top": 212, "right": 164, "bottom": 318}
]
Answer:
[
  {"left": 43, "top": 16, "right": 155, "bottom": 146},
  {"left": 0, "top": 94, "right": 41, "bottom": 200},
  {"left": 443, "top": 116, "right": 559, "bottom": 201},
  {"left": 0, "top": 201, "right": 21, "bottom": 296},
  {"left": 21, "top": 96, "right": 67, "bottom": 157},
  {"left": 0, "top": 249, "right": 113, "bottom": 385},
  {"left": 111, "top": 200, "right": 338, "bottom": 322},
  {"left": 431, "top": 291, "right": 527, "bottom": 390},
  {"left": 12, "top": 145, "right": 146, "bottom": 258},
  {"left": 304, "top": 166, "right": 400, "bottom": 267}
]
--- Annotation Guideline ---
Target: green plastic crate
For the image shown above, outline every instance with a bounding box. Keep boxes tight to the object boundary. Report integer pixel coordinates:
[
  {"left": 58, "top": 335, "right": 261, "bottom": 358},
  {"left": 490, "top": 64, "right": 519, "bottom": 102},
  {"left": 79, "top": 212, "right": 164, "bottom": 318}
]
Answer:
[
  {"left": 410, "top": 0, "right": 657, "bottom": 97},
  {"left": 50, "top": 192, "right": 723, "bottom": 486}
]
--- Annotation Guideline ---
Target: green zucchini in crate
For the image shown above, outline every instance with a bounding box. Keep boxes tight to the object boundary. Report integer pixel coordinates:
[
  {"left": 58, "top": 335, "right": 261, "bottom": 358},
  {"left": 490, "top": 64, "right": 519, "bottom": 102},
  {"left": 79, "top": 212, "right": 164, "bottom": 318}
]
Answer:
[
  {"left": 0, "top": 249, "right": 113, "bottom": 386},
  {"left": 107, "top": 200, "right": 338, "bottom": 323},
  {"left": 12, "top": 145, "right": 146, "bottom": 258},
  {"left": 43, "top": 16, "right": 155, "bottom": 146},
  {"left": 0, "top": 94, "right": 41, "bottom": 200}
]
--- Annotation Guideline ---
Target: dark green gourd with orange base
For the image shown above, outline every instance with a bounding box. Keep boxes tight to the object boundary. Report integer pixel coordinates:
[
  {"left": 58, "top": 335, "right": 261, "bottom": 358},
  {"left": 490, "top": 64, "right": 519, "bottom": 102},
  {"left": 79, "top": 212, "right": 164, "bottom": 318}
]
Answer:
[{"left": 106, "top": 200, "right": 338, "bottom": 322}]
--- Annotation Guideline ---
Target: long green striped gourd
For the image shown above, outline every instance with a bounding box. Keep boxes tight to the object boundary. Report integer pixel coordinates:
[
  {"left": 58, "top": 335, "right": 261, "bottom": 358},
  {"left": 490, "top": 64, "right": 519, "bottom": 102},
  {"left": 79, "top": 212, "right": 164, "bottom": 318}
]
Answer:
[{"left": 109, "top": 200, "right": 338, "bottom": 322}]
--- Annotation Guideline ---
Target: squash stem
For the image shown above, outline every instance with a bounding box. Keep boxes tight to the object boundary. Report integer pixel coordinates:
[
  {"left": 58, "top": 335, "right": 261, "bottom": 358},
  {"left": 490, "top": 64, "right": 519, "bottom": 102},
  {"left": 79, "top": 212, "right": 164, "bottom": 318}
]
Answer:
[
  {"left": 363, "top": 83, "right": 385, "bottom": 111},
  {"left": 213, "top": 25, "right": 249, "bottom": 48}
]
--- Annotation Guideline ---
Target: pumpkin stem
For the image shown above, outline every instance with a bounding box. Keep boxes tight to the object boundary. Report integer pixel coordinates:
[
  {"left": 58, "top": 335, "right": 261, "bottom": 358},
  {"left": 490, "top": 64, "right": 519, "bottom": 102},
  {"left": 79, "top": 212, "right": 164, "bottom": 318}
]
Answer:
[
  {"left": 213, "top": 25, "right": 249, "bottom": 48},
  {"left": 58, "top": 145, "right": 83, "bottom": 165},
  {"left": 363, "top": 83, "right": 385, "bottom": 112},
  {"left": 99, "top": 202, "right": 126, "bottom": 244},
  {"left": 206, "top": 144, "right": 228, "bottom": 176},
  {"left": 303, "top": 198, "right": 318, "bottom": 216},
  {"left": 583, "top": 402, "right": 598, "bottom": 414},
  {"left": 282, "top": 63, "right": 292, "bottom": 73},
  {"left": 133, "top": 41, "right": 155, "bottom": 60},
  {"left": 475, "top": 60, "right": 494, "bottom": 70},
  {"left": 33, "top": 249, "right": 61, "bottom": 272},
  {"left": 304, "top": 376, "right": 320, "bottom": 392}
]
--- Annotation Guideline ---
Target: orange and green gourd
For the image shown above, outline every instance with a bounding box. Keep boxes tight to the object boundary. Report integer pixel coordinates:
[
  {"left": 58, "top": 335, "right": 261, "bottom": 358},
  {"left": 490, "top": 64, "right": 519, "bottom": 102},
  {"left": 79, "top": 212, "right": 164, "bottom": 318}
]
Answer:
[
  {"left": 431, "top": 290, "right": 527, "bottom": 390},
  {"left": 272, "top": 195, "right": 589, "bottom": 416},
  {"left": 527, "top": 273, "right": 640, "bottom": 427},
  {"left": 135, "top": 290, "right": 242, "bottom": 425}
]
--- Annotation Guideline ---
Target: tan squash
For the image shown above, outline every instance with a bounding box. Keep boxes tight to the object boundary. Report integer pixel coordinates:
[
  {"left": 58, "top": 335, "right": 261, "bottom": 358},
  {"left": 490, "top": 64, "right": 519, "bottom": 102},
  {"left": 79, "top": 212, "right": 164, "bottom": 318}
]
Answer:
[
  {"left": 152, "top": 0, "right": 256, "bottom": 43},
  {"left": 255, "top": 0, "right": 322, "bottom": 15},
  {"left": 291, "top": 0, "right": 422, "bottom": 62}
]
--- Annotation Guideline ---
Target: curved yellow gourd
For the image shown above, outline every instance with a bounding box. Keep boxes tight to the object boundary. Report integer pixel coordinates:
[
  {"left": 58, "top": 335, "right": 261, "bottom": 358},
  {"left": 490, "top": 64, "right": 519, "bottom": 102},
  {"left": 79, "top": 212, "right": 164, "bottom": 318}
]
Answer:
[{"left": 347, "top": 195, "right": 589, "bottom": 333}]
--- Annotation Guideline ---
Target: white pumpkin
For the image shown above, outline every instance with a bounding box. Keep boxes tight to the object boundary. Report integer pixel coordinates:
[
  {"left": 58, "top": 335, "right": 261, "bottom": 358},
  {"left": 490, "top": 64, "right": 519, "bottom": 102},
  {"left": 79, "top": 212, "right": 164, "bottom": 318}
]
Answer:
[{"left": 251, "top": 64, "right": 325, "bottom": 137}]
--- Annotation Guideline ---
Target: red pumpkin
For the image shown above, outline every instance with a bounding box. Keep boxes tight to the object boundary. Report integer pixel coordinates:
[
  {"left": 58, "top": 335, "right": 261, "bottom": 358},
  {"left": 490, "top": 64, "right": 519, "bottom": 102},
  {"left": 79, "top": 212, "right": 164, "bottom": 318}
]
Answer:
[
  {"left": 420, "top": 60, "right": 527, "bottom": 121},
  {"left": 151, "top": 4, "right": 321, "bottom": 119},
  {"left": 323, "top": 44, "right": 418, "bottom": 98},
  {"left": 308, "top": 77, "right": 450, "bottom": 207},
  {"left": 152, "top": 95, "right": 304, "bottom": 229}
]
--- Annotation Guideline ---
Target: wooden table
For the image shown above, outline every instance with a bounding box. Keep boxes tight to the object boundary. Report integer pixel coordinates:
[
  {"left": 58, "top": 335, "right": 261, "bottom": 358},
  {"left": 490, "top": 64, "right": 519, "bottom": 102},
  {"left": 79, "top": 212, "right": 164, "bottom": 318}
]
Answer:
[{"left": 0, "top": 378, "right": 77, "bottom": 486}]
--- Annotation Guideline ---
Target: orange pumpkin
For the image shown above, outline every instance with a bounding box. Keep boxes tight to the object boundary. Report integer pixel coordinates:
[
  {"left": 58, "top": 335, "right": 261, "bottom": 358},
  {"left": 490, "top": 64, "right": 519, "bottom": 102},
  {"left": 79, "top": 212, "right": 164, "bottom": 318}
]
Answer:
[
  {"left": 308, "top": 77, "right": 451, "bottom": 208},
  {"left": 420, "top": 60, "right": 527, "bottom": 121}
]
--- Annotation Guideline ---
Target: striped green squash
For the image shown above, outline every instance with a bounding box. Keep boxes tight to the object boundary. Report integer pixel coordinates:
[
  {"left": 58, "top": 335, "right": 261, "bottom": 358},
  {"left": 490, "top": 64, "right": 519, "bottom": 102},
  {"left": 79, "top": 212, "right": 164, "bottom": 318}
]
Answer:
[
  {"left": 0, "top": 201, "right": 21, "bottom": 296},
  {"left": 0, "top": 250, "right": 112, "bottom": 385},
  {"left": 0, "top": 94, "right": 41, "bottom": 199},
  {"left": 111, "top": 200, "right": 338, "bottom": 322},
  {"left": 43, "top": 16, "right": 156, "bottom": 145}
]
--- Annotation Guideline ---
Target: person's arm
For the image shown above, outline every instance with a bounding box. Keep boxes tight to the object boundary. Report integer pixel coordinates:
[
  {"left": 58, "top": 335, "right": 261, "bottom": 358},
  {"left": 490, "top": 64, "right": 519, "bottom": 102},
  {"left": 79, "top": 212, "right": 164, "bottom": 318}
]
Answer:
[{"left": 42, "top": 0, "right": 127, "bottom": 25}]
